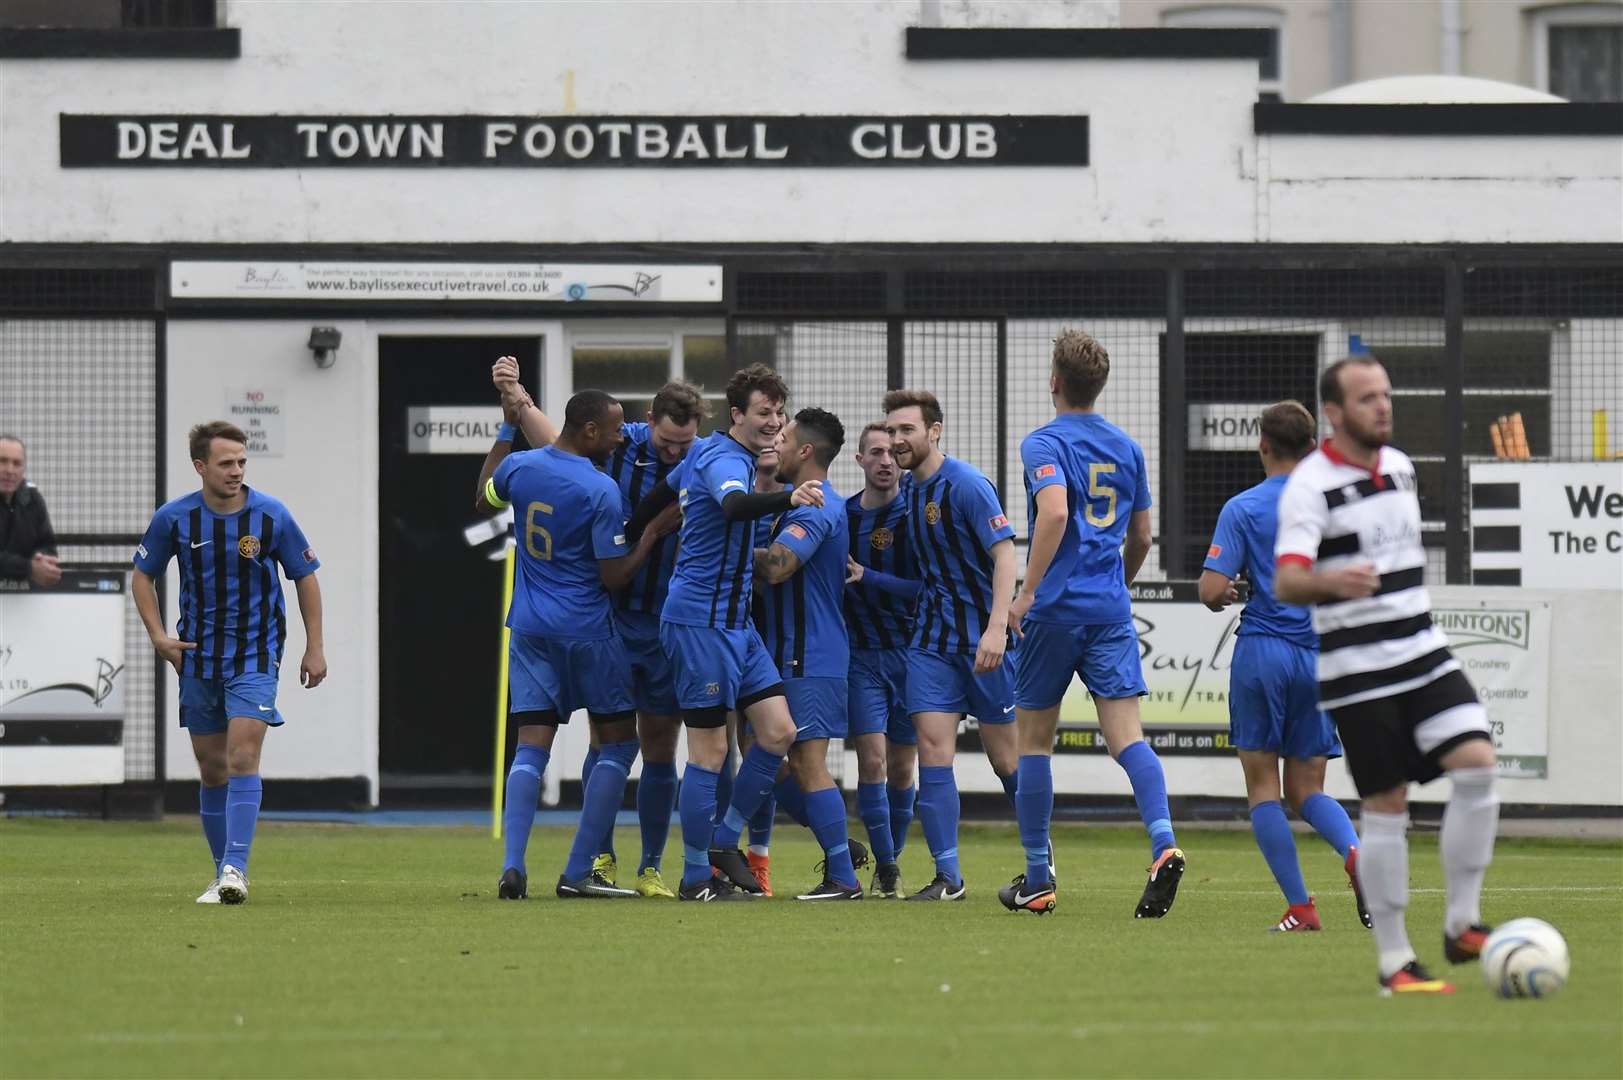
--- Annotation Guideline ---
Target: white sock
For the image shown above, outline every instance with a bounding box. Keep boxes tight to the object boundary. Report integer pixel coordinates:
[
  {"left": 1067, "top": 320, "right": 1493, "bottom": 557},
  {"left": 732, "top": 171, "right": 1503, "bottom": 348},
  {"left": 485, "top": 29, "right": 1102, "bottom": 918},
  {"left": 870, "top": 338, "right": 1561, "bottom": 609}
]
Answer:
[
  {"left": 1440, "top": 766, "right": 1499, "bottom": 937},
  {"left": 1359, "top": 809, "right": 1415, "bottom": 978},
  {"left": 747, "top": 844, "right": 768, "bottom": 857}
]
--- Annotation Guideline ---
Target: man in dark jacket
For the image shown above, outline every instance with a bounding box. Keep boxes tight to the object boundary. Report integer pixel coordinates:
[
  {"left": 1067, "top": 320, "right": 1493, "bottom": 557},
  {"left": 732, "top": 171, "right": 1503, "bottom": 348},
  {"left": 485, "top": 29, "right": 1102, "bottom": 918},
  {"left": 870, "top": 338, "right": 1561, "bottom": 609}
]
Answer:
[{"left": 0, "top": 435, "right": 61, "bottom": 586}]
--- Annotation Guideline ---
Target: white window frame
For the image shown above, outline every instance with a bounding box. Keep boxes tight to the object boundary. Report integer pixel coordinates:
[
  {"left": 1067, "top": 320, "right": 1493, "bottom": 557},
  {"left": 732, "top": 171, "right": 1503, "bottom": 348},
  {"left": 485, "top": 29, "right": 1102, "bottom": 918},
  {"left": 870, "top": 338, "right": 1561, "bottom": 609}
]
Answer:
[
  {"left": 564, "top": 319, "right": 728, "bottom": 425},
  {"left": 1526, "top": 2, "right": 1623, "bottom": 96},
  {"left": 1162, "top": 5, "right": 1286, "bottom": 99}
]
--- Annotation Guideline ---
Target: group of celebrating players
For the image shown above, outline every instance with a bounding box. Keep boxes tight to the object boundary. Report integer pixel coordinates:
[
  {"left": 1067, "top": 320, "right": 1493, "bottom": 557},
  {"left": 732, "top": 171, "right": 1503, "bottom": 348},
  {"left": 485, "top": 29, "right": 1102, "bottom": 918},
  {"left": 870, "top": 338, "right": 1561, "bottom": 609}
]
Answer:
[{"left": 138, "top": 327, "right": 1504, "bottom": 995}]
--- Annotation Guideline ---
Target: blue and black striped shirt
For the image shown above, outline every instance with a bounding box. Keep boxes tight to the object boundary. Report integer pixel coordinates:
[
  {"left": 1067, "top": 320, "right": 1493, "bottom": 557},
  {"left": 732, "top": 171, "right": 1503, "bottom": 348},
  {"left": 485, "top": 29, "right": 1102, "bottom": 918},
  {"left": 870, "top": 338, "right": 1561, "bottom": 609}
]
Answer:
[
  {"left": 843, "top": 490, "right": 919, "bottom": 652},
  {"left": 904, "top": 456, "right": 1015, "bottom": 655},
  {"left": 604, "top": 422, "right": 683, "bottom": 614},
  {"left": 133, "top": 487, "right": 319, "bottom": 680}
]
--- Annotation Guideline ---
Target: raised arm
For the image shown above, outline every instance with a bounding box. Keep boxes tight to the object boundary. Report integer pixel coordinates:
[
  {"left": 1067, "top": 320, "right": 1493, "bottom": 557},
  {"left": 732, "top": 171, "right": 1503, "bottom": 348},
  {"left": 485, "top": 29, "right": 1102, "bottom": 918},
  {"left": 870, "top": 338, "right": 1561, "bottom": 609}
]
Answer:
[{"left": 492, "top": 355, "right": 557, "bottom": 448}]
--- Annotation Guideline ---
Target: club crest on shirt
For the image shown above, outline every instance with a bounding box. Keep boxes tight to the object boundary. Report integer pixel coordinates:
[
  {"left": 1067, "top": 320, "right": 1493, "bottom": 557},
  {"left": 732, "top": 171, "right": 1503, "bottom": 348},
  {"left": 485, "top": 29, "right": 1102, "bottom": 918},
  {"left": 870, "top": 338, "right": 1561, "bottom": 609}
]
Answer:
[
  {"left": 237, "top": 535, "right": 262, "bottom": 559},
  {"left": 924, "top": 501, "right": 941, "bottom": 525},
  {"left": 870, "top": 526, "right": 893, "bottom": 551}
]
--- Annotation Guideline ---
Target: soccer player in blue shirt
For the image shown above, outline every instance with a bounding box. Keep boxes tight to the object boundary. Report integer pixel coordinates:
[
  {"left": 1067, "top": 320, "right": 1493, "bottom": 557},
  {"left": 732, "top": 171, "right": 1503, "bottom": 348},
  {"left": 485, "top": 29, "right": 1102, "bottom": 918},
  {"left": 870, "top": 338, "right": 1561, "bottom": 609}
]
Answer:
[
  {"left": 842, "top": 421, "right": 923, "bottom": 898},
  {"left": 883, "top": 389, "right": 1019, "bottom": 902},
  {"left": 1197, "top": 400, "right": 1367, "bottom": 932},
  {"left": 476, "top": 387, "right": 676, "bottom": 901},
  {"left": 1004, "top": 329, "right": 1182, "bottom": 919},
  {"left": 626, "top": 364, "right": 825, "bottom": 901},
  {"left": 579, "top": 379, "right": 706, "bottom": 899},
  {"left": 131, "top": 421, "right": 326, "bottom": 905},
  {"left": 752, "top": 408, "right": 870, "bottom": 900}
]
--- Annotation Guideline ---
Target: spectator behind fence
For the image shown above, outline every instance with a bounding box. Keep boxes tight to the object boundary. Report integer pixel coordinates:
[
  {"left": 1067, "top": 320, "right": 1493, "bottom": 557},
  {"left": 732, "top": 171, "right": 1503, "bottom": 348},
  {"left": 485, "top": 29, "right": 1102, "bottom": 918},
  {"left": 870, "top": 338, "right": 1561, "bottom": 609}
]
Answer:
[{"left": 0, "top": 435, "right": 61, "bottom": 586}]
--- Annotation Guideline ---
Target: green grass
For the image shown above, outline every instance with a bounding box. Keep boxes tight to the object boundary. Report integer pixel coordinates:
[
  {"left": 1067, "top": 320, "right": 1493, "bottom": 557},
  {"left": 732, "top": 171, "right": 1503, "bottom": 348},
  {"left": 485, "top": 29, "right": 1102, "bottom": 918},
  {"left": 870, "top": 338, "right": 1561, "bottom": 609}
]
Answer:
[{"left": 1, "top": 818, "right": 1619, "bottom": 1079}]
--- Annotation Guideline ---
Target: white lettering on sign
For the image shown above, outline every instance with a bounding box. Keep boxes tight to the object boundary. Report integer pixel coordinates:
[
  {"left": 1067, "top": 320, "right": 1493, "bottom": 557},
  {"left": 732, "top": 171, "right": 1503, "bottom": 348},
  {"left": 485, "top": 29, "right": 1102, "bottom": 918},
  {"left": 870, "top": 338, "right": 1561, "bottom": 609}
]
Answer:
[
  {"left": 407, "top": 406, "right": 508, "bottom": 454},
  {"left": 108, "top": 121, "right": 263, "bottom": 162},
  {"left": 225, "top": 386, "right": 286, "bottom": 458}
]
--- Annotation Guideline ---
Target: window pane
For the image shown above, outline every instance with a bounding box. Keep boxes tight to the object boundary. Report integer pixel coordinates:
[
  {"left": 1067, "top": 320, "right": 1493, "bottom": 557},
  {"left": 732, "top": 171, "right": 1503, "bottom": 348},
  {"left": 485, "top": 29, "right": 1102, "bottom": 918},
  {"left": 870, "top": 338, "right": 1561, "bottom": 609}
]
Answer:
[
  {"left": 682, "top": 334, "right": 731, "bottom": 392},
  {"left": 571, "top": 345, "right": 669, "bottom": 394},
  {"left": 1550, "top": 25, "right": 1623, "bottom": 102}
]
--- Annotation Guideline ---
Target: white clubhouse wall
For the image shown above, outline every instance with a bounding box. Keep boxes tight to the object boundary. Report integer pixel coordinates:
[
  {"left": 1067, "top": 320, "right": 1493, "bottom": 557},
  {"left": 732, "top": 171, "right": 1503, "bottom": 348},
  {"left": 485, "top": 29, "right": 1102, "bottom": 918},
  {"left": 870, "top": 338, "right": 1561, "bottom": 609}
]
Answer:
[{"left": 3, "top": 1, "right": 1618, "bottom": 246}]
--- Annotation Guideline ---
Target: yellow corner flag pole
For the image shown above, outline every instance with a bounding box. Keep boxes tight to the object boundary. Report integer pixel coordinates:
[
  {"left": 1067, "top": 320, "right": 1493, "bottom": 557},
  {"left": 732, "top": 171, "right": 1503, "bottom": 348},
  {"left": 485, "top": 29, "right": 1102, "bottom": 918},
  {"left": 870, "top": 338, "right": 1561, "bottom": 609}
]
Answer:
[{"left": 491, "top": 542, "right": 517, "bottom": 840}]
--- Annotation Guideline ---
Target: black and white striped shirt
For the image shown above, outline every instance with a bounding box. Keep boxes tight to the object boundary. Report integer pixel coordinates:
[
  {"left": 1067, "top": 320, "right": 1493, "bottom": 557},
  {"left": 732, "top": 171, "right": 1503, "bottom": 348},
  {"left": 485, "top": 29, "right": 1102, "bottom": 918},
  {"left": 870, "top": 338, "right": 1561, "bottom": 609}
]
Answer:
[{"left": 1275, "top": 442, "right": 1456, "bottom": 710}]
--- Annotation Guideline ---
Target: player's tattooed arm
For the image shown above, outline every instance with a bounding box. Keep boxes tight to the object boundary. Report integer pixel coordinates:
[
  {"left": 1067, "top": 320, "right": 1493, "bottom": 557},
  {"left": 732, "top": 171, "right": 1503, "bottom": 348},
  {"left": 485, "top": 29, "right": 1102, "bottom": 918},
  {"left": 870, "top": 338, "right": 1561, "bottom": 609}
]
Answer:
[
  {"left": 492, "top": 355, "right": 557, "bottom": 447},
  {"left": 755, "top": 542, "right": 803, "bottom": 585}
]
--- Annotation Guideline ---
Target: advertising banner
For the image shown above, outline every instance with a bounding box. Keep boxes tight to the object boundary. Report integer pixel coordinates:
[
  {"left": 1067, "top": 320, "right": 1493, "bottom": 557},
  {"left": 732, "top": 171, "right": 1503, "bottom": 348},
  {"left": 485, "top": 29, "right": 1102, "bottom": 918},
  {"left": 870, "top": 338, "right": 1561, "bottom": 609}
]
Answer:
[
  {"left": 1469, "top": 461, "right": 1623, "bottom": 589},
  {"left": 0, "top": 572, "right": 127, "bottom": 785},
  {"left": 1430, "top": 590, "right": 1552, "bottom": 779},
  {"left": 170, "top": 261, "right": 723, "bottom": 304}
]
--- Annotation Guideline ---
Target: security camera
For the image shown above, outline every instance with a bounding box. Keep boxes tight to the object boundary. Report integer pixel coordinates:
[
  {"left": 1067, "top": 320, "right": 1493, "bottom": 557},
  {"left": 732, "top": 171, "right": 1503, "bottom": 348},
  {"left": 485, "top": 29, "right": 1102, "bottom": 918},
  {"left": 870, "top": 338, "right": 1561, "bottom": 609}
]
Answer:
[{"left": 308, "top": 326, "right": 342, "bottom": 369}]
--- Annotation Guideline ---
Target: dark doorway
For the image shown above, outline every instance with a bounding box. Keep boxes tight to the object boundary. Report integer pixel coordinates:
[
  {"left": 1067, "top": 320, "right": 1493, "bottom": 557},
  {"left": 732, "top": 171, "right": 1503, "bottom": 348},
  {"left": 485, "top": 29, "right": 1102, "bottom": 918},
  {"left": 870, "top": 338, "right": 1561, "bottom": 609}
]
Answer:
[
  {"left": 378, "top": 336, "right": 541, "bottom": 780},
  {"left": 1165, "top": 333, "right": 1319, "bottom": 574}
]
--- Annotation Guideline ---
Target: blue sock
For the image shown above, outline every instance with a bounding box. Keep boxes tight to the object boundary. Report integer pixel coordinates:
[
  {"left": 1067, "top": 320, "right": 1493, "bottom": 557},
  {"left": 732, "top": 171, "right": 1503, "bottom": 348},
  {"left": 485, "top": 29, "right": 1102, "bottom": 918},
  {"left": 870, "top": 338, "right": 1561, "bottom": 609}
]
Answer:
[
  {"left": 806, "top": 787, "right": 857, "bottom": 887},
  {"left": 712, "top": 744, "right": 784, "bottom": 849},
  {"left": 221, "top": 774, "right": 263, "bottom": 875},
  {"left": 678, "top": 764, "right": 720, "bottom": 887},
  {"left": 916, "top": 765, "right": 961, "bottom": 885},
  {"left": 1000, "top": 770, "right": 1019, "bottom": 814},
  {"left": 565, "top": 740, "right": 637, "bottom": 880},
  {"left": 773, "top": 775, "right": 810, "bottom": 827},
  {"left": 199, "top": 782, "right": 227, "bottom": 874},
  {"left": 748, "top": 793, "right": 777, "bottom": 851},
  {"left": 1250, "top": 800, "right": 1310, "bottom": 905},
  {"left": 637, "top": 760, "right": 678, "bottom": 871},
  {"left": 712, "top": 747, "right": 735, "bottom": 827},
  {"left": 502, "top": 745, "right": 550, "bottom": 875},
  {"left": 888, "top": 784, "right": 915, "bottom": 857},
  {"left": 1298, "top": 791, "right": 1359, "bottom": 859},
  {"left": 579, "top": 745, "right": 619, "bottom": 861},
  {"left": 858, "top": 782, "right": 896, "bottom": 865},
  {"left": 1016, "top": 755, "right": 1054, "bottom": 886},
  {"left": 1117, "top": 740, "right": 1176, "bottom": 860}
]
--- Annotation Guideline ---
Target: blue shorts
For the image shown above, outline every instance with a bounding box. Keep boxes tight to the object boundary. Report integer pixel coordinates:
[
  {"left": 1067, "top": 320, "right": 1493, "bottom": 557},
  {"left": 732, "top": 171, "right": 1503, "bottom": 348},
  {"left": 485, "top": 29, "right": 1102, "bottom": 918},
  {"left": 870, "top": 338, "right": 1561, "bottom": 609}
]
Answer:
[
  {"left": 658, "top": 621, "right": 781, "bottom": 713},
  {"left": 1230, "top": 634, "right": 1342, "bottom": 760},
  {"left": 509, "top": 631, "right": 634, "bottom": 720},
  {"left": 848, "top": 648, "right": 916, "bottom": 745},
  {"left": 179, "top": 672, "right": 283, "bottom": 735},
  {"left": 1014, "top": 620, "right": 1148, "bottom": 709},
  {"left": 616, "top": 609, "right": 680, "bottom": 715},
  {"left": 904, "top": 648, "right": 1015, "bottom": 725},
  {"left": 785, "top": 677, "right": 849, "bottom": 742}
]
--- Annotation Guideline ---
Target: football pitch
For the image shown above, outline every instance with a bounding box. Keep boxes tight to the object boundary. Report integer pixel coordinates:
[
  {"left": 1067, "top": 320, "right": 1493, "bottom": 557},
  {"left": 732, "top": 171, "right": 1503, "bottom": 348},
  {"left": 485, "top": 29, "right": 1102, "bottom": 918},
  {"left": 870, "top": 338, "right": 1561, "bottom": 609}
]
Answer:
[{"left": 2, "top": 818, "right": 1619, "bottom": 1079}]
